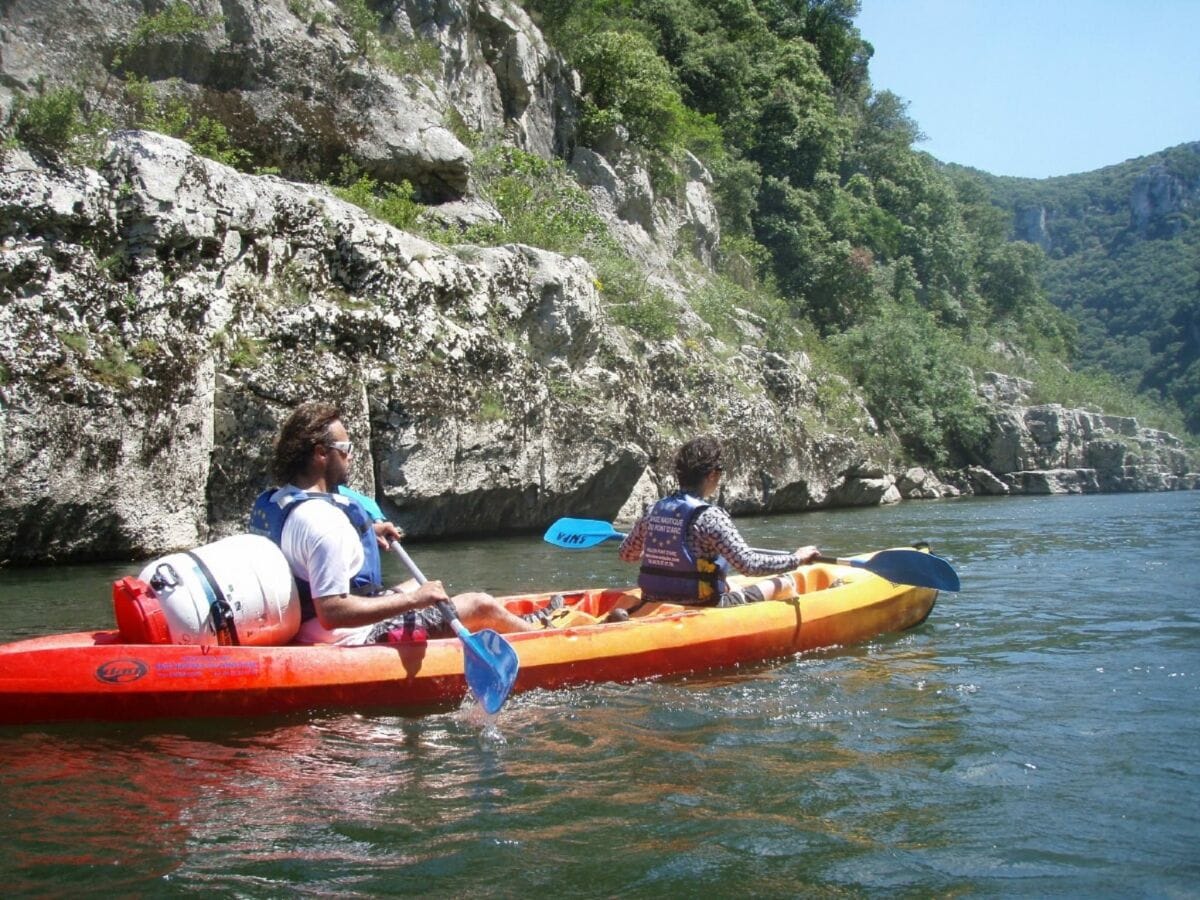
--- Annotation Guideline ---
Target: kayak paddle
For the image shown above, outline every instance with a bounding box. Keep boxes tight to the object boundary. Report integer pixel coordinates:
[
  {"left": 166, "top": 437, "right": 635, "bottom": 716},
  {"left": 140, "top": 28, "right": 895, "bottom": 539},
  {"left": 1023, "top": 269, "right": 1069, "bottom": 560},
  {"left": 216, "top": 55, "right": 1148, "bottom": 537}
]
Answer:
[
  {"left": 542, "top": 517, "right": 960, "bottom": 592},
  {"left": 543, "top": 517, "right": 626, "bottom": 549},
  {"left": 544, "top": 516, "right": 790, "bottom": 555},
  {"left": 390, "top": 541, "right": 519, "bottom": 714},
  {"left": 338, "top": 484, "right": 384, "bottom": 521}
]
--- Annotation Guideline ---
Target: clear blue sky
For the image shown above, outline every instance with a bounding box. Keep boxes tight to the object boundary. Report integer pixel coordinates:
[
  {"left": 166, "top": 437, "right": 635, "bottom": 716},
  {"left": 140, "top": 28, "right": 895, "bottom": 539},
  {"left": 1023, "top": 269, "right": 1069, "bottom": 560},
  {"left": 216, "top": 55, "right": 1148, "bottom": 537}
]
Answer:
[{"left": 855, "top": 0, "right": 1200, "bottom": 179}]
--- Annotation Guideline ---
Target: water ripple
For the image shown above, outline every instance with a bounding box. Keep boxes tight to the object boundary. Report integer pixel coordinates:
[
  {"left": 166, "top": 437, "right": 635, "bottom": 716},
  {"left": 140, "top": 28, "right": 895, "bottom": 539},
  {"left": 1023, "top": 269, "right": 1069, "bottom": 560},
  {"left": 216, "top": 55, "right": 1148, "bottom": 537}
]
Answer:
[{"left": 2, "top": 493, "right": 1199, "bottom": 895}]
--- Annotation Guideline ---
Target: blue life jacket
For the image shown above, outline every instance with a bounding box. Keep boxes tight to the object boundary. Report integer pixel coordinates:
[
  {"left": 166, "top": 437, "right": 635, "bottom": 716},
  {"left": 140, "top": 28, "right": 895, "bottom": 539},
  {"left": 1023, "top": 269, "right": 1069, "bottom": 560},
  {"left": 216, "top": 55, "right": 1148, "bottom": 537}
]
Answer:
[
  {"left": 249, "top": 486, "right": 384, "bottom": 620},
  {"left": 636, "top": 492, "right": 726, "bottom": 602}
]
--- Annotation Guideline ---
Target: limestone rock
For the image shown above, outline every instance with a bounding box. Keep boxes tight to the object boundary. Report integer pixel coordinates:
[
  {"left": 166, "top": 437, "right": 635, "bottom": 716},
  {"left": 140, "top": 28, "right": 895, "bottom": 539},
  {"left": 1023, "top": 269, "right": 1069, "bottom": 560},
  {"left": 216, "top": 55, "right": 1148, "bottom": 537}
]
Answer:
[
  {"left": 614, "top": 467, "right": 660, "bottom": 525},
  {"left": 963, "top": 466, "right": 1009, "bottom": 496},
  {"left": 1004, "top": 468, "right": 1100, "bottom": 495},
  {"left": 1013, "top": 205, "right": 1051, "bottom": 250},
  {"left": 978, "top": 371, "right": 1032, "bottom": 406},
  {"left": 0, "top": 0, "right": 577, "bottom": 200},
  {"left": 1130, "top": 161, "right": 1197, "bottom": 238},
  {"left": 969, "top": 373, "right": 1194, "bottom": 496},
  {"left": 828, "top": 474, "right": 897, "bottom": 507},
  {"left": 571, "top": 134, "right": 720, "bottom": 270},
  {"left": 0, "top": 133, "right": 887, "bottom": 561},
  {"left": 897, "top": 467, "right": 944, "bottom": 500}
]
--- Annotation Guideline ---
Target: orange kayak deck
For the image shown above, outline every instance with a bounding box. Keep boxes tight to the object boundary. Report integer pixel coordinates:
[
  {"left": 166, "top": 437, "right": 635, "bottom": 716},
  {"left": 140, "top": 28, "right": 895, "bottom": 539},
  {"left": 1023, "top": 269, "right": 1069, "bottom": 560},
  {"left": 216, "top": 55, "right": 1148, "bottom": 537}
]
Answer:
[{"left": 0, "top": 556, "right": 937, "bottom": 725}]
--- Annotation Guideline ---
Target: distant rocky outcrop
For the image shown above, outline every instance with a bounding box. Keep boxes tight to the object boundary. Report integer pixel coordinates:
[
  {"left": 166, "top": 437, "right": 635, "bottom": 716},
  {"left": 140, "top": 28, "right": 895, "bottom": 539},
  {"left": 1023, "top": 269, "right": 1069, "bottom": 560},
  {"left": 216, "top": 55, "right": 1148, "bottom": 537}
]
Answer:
[
  {"left": 1013, "top": 205, "right": 1051, "bottom": 250},
  {"left": 1130, "top": 162, "right": 1196, "bottom": 239},
  {"left": 885, "top": 372, "right": 1199, "bottom": 500},
  {"left": 957, "top": 373, "right": 1198, "bottom": 495},
  {"left": 1000, "top": 142, "right": 1199, "bottom": 253}
]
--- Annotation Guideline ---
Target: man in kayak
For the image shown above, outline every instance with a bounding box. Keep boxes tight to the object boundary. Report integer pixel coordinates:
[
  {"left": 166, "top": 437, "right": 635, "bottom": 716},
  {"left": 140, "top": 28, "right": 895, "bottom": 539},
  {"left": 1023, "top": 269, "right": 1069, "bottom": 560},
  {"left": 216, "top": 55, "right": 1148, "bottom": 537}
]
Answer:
[
  {"left": 250, "top": 401, "right": 546, "bottom": 644},
  {"left": 618, "top": 435, "right": 820, "bottom": 607}
]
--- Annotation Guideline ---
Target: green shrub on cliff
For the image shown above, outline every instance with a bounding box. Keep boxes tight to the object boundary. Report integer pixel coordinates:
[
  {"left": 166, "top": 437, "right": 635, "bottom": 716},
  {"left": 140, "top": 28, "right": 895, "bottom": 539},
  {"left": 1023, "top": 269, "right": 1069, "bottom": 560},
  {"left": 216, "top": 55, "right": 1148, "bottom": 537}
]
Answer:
[
  {"left": 463, "top": 144, "right": 681, "bottom": 338},
  {"left": 111, "top": 2, "right": 225, "bottom": 71},
  {"left": 570, "top": 30, "right": 721, "bottom": 159},
  {"left": 6, "top": 86, "right": 108, "bottom": 165},
  {"left": 116, "top": 76, "right": 249, "bottom": 169},
  {"left": 832, "top": 306, "right": 989, "bottom": 466},
  {"left": 464, "top": 146, "right": 610, "bottom": 255},
  {"left": 333, "top": 0, "right": 441, "bottom": 77},
  {"left": 607, "top": 288, "right": 678, "bottom": 341},
  {"left": 330, "top": 160, "right": 420, "bottom": 231}
]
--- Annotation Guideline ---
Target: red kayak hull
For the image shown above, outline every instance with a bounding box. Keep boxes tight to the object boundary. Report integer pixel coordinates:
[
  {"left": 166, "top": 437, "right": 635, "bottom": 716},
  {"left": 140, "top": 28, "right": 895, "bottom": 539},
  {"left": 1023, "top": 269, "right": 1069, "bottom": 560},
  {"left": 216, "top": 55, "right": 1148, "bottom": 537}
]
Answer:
[{"left": 0, "top": 559, "right": 937, "bottom": 725}]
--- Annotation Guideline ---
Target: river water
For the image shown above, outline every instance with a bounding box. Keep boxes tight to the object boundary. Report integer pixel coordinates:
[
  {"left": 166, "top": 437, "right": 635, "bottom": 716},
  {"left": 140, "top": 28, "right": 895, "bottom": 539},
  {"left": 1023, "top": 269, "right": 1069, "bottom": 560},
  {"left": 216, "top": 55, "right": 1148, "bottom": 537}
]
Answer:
[{"left": 0, "top": 492, "right": 1196, "bottom": 896}]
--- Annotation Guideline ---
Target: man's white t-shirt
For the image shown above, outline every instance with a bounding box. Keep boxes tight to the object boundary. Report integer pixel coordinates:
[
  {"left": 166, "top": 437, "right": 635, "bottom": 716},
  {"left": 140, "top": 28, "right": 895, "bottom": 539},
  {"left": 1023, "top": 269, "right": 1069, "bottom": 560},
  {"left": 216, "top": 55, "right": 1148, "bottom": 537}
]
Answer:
[{"left": 280, "top": 497, "right": 372, "bottom": 645}]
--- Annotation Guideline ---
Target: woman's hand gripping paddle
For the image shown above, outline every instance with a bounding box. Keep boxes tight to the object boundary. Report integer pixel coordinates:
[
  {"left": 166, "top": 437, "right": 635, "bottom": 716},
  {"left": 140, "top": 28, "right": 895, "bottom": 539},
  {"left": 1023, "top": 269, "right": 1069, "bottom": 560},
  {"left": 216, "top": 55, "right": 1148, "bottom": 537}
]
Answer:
[{"left": 390, "top": 542, "right": 519, "bottom": 714}]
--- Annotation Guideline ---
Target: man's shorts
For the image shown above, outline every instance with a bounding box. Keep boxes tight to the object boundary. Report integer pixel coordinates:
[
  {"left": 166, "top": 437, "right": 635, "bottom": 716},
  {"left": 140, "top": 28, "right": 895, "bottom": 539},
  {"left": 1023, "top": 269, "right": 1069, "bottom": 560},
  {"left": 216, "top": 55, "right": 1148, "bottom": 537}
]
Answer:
[{"left": 366, "top": 606, "right": 454, "bottom": 643}]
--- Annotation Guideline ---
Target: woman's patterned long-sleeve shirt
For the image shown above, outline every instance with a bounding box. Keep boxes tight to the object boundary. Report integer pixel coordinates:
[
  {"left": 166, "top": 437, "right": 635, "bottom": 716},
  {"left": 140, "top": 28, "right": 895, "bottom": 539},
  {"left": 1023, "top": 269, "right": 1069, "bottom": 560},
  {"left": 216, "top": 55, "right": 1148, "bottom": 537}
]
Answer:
[{"left": 618, "top": 505, "right": 802, "bottom": 580}]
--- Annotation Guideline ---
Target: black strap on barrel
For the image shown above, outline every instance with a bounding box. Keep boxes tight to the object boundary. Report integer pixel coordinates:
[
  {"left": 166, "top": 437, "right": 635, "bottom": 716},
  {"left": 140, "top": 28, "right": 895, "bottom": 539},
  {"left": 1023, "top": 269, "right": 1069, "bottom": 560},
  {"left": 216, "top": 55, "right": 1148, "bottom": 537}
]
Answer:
[{"left": 185, "top": 551, "right": 240, "bottom": 646}]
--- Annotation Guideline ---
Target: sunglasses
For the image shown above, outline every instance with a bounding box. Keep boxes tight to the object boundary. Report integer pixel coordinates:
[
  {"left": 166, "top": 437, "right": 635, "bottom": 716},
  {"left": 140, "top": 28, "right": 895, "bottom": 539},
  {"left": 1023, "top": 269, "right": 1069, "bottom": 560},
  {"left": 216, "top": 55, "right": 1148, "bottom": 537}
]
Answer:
[{"left": 325, "top": 440, "right": 354, "bottom": 457}]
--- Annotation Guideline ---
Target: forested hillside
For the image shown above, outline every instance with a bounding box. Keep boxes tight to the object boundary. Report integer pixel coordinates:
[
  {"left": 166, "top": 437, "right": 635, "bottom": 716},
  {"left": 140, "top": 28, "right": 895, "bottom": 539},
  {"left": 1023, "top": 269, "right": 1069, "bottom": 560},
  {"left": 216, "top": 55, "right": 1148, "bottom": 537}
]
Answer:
[
  {"left": 523, "top": 0, "right": 1192, "bottom": 454},
  {"left": 968, "top": 142, "right": 1200, "bottom": 433}
]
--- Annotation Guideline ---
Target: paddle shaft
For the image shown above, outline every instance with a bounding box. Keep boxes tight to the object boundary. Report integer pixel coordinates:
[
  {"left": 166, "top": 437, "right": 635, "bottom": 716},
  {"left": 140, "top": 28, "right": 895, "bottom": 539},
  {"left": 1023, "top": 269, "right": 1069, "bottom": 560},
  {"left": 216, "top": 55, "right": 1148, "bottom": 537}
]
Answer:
[
  {"left": 545, "top": 518, "right": 958, "bottom": 592},
  {"left": 545, "top": 517, "right": 793, "bottom": 556},
  {"left": 389, "top": 542, "right": 460, "bottom": 629},
  {"left": 604, "top": 528, "right": 787, "bottom": 556},
  {"left": 390, "top": 541, "right": 426, "bottom": 583}
]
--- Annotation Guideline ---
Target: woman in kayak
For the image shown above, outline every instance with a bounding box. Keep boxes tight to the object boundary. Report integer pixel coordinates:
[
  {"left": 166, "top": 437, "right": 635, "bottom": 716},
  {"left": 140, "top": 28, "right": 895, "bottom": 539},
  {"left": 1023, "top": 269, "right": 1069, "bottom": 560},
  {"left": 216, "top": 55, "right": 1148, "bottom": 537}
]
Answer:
[{"left": 618, "top": 435, "right": 820, "bottom": 607}]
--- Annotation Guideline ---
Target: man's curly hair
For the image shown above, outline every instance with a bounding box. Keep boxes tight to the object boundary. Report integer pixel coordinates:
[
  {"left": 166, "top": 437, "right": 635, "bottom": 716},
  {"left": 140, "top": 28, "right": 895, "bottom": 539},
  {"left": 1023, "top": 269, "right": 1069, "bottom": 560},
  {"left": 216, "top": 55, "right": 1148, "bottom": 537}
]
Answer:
[
  {"left": 674, "top": 435, "right": 723, "bottom": 491},
  {"left": 272, "top": 401, "right": 343, "bottom": 484}
]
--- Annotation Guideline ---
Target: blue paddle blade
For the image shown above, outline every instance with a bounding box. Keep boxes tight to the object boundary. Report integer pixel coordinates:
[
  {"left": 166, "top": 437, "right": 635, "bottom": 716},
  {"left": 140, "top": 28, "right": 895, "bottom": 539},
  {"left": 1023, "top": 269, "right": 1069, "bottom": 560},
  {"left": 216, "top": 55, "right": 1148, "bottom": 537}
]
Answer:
[
  {"left": 338, "top": 485, "right": 384, "bottom": 521},
  {"left": 852, "top": 549, "right": 961, "bottom": 592},
  {"left": 543, "top": 517, "right": 625, "bottom": 549},
  {"left": 453, "top": 623, "right": 520, "bottom": 714}
]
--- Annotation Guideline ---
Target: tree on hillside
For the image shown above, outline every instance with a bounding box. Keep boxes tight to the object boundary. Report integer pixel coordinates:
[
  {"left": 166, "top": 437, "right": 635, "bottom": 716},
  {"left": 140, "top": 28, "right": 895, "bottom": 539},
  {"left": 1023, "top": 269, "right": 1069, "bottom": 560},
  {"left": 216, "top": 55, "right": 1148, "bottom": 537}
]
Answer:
[{"left": 524, "top": 0, "right": 1196, "bottom": 451}]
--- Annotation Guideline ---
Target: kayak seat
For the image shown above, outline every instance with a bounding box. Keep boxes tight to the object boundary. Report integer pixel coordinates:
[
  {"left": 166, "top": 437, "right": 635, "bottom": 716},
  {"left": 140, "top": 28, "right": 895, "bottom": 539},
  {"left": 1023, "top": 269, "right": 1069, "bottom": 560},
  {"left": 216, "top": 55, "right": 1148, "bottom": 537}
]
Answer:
[
  {"left": 520, "top": 594, "right": 565, "bottom": 628},
  {"left": 551, "top": 608, "right": 601, "bottom": 628},
  {"left": 803, "top": 568, "right": 833, "bottom": 592}
]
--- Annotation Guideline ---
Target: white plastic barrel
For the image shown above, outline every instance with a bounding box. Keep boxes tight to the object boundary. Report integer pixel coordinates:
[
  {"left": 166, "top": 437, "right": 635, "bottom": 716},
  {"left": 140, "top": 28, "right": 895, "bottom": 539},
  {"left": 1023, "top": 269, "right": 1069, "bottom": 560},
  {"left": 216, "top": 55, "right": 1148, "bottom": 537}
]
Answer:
[{"left": 137, "top": 534, "right": 300, "bottom": 646}]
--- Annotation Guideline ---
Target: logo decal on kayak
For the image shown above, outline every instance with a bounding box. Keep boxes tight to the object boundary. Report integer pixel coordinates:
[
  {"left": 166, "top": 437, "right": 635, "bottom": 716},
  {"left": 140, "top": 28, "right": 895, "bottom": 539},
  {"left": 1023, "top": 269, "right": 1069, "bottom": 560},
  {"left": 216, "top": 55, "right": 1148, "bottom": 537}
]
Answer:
[{"left": 95, "top": 658, "right": 148, "bottom": 684}]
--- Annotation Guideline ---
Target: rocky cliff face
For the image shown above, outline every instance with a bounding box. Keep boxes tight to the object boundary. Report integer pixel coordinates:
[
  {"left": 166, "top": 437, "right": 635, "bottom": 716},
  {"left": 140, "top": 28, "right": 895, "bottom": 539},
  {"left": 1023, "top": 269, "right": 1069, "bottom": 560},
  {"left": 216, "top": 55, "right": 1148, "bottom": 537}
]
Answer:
[
  {"left": 0, "top": 2, "right": 1195, "bottom": 563},
  {"left": 0, "top": 0, "right": 575, "bottom": 198},
  {"left": 1012, "top": 204, "right": 1051, "bottom": 250},
  {"left": 1130, "top": 160, "right": 1197, "bottom": 239},
  {"left": 0, "top": 131, "right": 893, "bottom": 563}
]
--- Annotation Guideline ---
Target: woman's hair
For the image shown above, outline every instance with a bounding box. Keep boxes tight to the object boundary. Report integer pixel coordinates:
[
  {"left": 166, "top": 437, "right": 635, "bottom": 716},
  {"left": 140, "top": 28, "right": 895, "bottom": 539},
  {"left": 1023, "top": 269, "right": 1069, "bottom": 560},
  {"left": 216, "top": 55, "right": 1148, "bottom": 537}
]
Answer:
[
  {"left": 674, "top": 435, "right": 723, "bottom": 491},
  {"left": 272, "top": 401, "right": 343, "bottom": 484}
]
